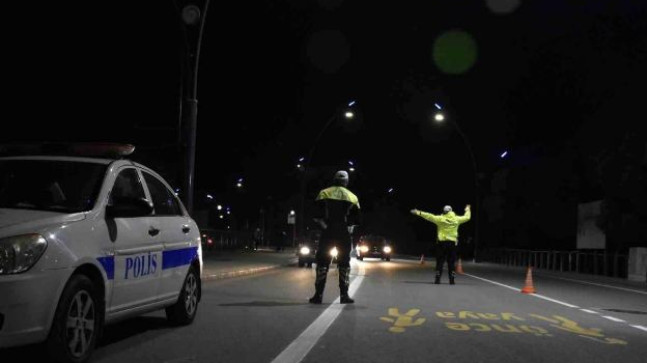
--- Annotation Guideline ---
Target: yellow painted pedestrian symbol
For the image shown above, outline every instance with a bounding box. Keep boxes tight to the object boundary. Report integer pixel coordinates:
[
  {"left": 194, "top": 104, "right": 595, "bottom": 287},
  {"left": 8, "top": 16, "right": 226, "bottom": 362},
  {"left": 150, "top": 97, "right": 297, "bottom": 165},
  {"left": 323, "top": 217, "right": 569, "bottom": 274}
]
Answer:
[{"left": 380, "top": 308, "right": 426, "bottom": 333}]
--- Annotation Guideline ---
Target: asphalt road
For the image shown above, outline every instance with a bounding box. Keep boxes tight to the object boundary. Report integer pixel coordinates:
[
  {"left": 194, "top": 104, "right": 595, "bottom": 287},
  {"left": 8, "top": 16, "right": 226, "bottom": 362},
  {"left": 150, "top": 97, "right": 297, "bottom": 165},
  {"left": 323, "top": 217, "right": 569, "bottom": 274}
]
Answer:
[{"left": 5, "top": 258, "right": 647, "bottom": 363}]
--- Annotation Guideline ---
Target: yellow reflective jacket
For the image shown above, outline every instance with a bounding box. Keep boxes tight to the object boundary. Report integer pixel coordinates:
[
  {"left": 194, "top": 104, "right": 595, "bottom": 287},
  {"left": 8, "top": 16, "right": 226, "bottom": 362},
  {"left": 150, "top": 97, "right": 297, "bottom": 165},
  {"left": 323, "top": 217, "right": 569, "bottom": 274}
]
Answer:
[
  {"left": 316, "top": 186, "right": 360, "bottom": 208},
  {"left": 415, "top": 210, "right": 470, "bottom": 243}
]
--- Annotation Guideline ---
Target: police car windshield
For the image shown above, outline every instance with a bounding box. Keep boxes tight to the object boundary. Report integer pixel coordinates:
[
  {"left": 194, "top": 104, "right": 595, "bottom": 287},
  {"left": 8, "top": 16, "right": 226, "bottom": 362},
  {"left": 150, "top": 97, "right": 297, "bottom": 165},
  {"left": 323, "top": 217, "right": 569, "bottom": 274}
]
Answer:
[{"left": 0, "top": 160, "right": 107, "bottom": 213}]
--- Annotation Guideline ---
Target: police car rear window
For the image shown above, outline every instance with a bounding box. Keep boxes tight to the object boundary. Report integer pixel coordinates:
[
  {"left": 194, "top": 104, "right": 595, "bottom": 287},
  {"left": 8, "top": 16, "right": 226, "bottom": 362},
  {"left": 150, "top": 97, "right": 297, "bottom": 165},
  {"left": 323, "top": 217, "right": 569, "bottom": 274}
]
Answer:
[{"left": 0, "top": 160, "right": 107, "bottom": 213}]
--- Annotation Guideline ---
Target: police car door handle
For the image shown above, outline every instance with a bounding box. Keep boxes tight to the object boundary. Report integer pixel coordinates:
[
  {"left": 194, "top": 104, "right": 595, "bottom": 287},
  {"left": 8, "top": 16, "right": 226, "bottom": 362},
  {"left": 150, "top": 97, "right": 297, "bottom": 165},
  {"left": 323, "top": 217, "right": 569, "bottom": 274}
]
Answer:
[
  {"left": 148, "top": 227, "right": 160, "bottom": 236},
  {"left": 182, "top": 225, "right": 191, "bottom": 234}
]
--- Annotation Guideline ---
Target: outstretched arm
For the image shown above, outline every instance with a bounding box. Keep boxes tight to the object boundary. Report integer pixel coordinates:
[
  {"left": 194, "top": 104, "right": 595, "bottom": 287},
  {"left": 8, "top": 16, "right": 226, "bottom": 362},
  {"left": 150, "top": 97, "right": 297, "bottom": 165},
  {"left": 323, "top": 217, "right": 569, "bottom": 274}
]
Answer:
[
  {"left": 410, "top": 209, "right": 441, "bottom": 224},
  {"left": 456, "top": 205, "right": 471, "bottom": 224}
]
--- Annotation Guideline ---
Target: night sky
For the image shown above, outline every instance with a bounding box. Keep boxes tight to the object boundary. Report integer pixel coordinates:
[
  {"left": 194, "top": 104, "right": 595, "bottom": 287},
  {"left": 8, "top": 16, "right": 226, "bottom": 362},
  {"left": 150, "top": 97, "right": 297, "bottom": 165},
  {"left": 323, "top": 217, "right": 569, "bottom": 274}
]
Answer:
[{"left": 5, "top": 1, "right": 647, "bottom": 250}]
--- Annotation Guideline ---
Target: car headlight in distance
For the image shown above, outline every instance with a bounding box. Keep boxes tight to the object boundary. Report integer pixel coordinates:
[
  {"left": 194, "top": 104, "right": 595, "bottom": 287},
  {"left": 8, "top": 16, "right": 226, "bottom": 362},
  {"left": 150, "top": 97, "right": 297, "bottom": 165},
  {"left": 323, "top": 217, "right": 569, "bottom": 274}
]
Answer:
[
  {"left": 0, "top": 233, "right": 48, "bottom": 274},
  {"left": 300, "top": 247, "right": 311, "bottom": 255},
  {"left": 360, "top": 245, "right": 369, "bottom": 253},
  {"left": 383, "top": 246, "right": 392, "bottom": 254},
  {"left": 330, "top": 247, "right": 338, "bottom": 258}
]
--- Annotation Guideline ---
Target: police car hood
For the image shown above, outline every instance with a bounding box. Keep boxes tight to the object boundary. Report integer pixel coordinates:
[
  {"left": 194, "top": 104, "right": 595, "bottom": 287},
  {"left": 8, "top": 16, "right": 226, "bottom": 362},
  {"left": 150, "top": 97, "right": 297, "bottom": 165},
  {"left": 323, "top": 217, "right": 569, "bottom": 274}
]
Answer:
[{"left": 0, "top": 208, "right": 86, "bottom": 233}]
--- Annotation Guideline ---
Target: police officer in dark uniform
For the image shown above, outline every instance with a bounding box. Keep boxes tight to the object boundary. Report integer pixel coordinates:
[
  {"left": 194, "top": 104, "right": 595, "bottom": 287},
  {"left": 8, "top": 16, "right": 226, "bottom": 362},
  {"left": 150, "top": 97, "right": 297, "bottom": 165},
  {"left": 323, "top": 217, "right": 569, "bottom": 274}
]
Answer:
[{"left": 309, "top": 170, "right": 361, "bottom": 304}]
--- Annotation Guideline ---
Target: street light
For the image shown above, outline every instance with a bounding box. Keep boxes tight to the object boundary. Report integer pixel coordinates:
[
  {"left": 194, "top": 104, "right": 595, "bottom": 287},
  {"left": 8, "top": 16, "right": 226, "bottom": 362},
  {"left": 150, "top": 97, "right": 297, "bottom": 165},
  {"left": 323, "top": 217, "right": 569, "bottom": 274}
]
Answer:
[
  {"left": 174, "top": 0, "right": 211, "bottom": 215},
  {"left": 433, "top": 105, "right": 480, "bottom": 262},
  {"left": 298, "top": 100, "right": 357, "bottom": 240},
  {"left": 288, "top": 210, "right": 296, "bottom": 247}
]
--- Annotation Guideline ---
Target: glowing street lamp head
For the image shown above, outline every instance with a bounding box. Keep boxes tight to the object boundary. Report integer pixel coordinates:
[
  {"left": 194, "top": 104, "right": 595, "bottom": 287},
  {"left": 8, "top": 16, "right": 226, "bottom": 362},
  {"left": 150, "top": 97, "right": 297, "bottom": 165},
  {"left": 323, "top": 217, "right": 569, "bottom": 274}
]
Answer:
[
  {"left": 345, "top": 111, "right": 354, "bottom": 119},
  {"left": 434, "top": 112, "right": 445, "bottom": 122}
]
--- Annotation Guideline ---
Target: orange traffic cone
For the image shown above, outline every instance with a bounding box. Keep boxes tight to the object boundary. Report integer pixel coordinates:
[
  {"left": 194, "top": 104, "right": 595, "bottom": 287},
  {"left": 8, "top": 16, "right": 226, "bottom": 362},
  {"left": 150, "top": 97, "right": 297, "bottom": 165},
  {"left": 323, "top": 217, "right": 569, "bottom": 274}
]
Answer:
[
  {"left": 521, "top": 266, "right": 536, "bottom": 294},
  {"left": 420, "top": 254, "right": 425, "bottom": 264},
  {"left": 456, "top": 259, "right": 464, "bottom": 275}
]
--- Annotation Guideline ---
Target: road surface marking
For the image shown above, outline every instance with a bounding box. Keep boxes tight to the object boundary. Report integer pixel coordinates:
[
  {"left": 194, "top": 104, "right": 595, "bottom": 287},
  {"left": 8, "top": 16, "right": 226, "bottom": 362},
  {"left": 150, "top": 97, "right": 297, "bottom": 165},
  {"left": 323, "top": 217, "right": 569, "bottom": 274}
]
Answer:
[
  {"left": 463, "top": 273, "right": 521, "bottom": 292},
  {"left": 270, "top": 262, "right": 366, "bottom": 363},
  {"left": 380, "top": 308, "right": 426, "bottom": 333},
  {"left": 531, "top": 293, "right": 579, "bottom": 308},
  {"left": 602, "top": 316, "right": 626, "bottom": 323},
  {"left": 464, "top": 273, "right": 646, "bottom": 335},
  {"left": 580, "top": 309, "right": 599, "bottom": 314},
  {"left": 548, "top": 276, "right": 647, "bottom": 296}
]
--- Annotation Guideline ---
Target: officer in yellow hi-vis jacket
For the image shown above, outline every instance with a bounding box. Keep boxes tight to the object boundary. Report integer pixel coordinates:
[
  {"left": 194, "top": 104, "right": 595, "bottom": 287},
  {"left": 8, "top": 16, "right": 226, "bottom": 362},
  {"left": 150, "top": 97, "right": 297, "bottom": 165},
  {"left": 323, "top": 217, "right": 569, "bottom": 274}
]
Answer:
[
  {"left": 411, "top": 205, "right": 470, "bottom": 285},
  {"left": 309, "top": 170, "right": 360, "bottom": 304}
]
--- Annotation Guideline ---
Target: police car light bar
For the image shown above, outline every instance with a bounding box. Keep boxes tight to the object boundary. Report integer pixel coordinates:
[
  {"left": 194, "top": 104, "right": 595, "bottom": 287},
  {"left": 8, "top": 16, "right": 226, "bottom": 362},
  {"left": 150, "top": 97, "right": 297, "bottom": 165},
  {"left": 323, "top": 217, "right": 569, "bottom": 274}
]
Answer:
[
  {"left": 0, "top": 142, "right": 135, "bottom": 158},
  {"left": 70, "top": 143, "right": 135, "bottom": 157}
]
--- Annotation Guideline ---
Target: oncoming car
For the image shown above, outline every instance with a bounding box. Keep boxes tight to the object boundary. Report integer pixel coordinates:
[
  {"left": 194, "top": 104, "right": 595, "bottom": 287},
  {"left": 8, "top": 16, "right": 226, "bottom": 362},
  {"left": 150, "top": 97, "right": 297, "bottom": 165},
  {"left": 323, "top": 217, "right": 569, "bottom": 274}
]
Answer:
[
  {"left": 0, "top": 144, "right": 203, "bottom": 363},
  {"left": 296, "top": 229, "right": 321, "bottom": 268},
  {"left": 297, "top": 242, "right": 315, "bottom": 268},
  {"left": 356, "top": 235, "right": 392, "bottom": 261}
]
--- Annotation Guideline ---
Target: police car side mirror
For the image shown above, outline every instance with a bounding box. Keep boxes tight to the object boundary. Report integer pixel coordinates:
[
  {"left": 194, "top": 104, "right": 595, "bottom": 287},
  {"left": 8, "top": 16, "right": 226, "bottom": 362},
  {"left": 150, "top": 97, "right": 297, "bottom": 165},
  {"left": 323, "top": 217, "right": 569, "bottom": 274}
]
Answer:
[{"left": 106, "top": 197, "right": 154, "bottom": 218}]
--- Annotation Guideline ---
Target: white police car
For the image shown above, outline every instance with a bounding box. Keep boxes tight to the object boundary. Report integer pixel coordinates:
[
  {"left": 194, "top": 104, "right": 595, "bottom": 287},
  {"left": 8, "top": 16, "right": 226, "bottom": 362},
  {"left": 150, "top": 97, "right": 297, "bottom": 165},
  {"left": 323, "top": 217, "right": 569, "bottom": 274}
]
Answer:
[{"left": 0, "top": 144, "right": 203, "bottom": 363}]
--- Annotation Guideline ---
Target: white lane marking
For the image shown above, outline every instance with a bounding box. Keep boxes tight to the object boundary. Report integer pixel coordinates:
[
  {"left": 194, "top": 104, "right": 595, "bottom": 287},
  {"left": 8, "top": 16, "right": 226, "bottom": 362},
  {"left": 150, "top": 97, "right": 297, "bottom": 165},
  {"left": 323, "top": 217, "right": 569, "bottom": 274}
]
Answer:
[
  {"left": 531, "top": 293, "right": 579, "bottom": 308},
  {"left": 549, "top": 276, "right": 647, "bottom": 296},
  {"left": 465, "top": 273, "right": 647, "bottom": 334},
  {"left": 580, "top": 309, "right": 599, "bottom": 314},
  {"left": 463, "top": 273, "right": 521, "bottom": 292},
  {"left": 465, "top": 273, "right": 579, "bottom": 308},
  {"left": 602, "top": 316, "right": 626, "bottom": 323},
  {"left": 271, "top": 262, "right": 366, "bottom": 363}
]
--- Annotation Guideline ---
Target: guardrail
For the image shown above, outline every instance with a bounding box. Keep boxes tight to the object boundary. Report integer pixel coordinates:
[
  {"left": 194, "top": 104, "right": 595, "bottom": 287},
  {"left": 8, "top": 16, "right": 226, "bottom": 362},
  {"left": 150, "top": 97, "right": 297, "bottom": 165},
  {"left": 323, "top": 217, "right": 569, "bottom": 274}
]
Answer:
[{"left": 479, "top": 248, "right": 629, "bottom": 278}]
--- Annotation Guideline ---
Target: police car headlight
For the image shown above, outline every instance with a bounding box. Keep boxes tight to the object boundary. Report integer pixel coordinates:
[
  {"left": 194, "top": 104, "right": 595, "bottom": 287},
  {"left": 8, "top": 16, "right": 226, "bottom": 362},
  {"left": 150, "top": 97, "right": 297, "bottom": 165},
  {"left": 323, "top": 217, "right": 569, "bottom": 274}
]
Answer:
[
  {"left": 383, "top": 246, "right": 392, "bottom": 254},
  {"left": 0, "top": 234, "right": 48, "bottom": 274},
  {"left": 359, "top": 245, "right": 369, "bottom": 253},
  {"left": 300, "top": 247, "right": 310, "bottom": 255},
  {"left": 330, "top": 247, "right": 338, "bottom": 258}
]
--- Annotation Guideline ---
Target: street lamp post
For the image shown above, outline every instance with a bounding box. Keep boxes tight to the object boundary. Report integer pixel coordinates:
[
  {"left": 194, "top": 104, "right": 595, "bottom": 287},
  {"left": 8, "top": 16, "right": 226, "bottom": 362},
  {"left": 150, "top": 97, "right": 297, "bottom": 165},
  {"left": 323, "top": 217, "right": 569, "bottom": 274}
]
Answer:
[
  {"left": 175, "top": 0, "right": 211, "bottom": 215},
  {"left": 298, "top": 102, "right": 356, "bottom": 241},
  {"left": 435, "top": 108, "right": 480, "bottom": 262}
]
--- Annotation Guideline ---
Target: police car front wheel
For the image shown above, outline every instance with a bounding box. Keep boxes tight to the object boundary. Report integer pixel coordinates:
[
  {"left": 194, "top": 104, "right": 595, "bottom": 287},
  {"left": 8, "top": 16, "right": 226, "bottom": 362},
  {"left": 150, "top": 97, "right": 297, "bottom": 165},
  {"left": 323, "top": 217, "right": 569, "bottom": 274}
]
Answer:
[
  {"left": 166, "top": 266, "right": 200, "bottom": 325},
  {"left": 47, "top": 274, "right": 102, "bottom": 363}
]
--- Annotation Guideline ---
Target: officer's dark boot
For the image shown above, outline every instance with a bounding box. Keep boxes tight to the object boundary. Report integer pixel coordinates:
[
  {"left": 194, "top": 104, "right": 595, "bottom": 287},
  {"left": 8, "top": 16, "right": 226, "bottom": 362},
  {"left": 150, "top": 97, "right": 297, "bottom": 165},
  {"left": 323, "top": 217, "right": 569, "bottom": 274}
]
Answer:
[
  {"left": 449, "top": 271, "right": 455, "bottom": 285},
  {"left": 434, "top": 271, "right": 441, "bottom": 285},
  {"left": 309, "top": 265, "right": 328, "bottom": 304},
  {"left": 338, "top": 267, "right": 354, "bottom": 304}
]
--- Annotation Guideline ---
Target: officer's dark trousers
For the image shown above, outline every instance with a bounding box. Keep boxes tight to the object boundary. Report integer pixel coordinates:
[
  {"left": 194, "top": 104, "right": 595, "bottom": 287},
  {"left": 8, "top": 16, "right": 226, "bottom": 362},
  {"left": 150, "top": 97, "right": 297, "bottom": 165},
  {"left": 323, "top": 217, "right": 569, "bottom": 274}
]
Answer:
[
  {"left": 435, "top": 241, "right": 457, "bottom": 276},
  {"left": 316, "top": 238, "right": 351, "bottom": 268},
  {"left": 313, "top": 235, "right": 352, "bottom": 297}
]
